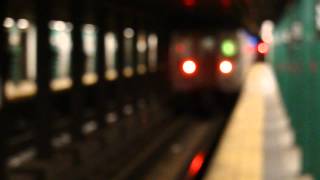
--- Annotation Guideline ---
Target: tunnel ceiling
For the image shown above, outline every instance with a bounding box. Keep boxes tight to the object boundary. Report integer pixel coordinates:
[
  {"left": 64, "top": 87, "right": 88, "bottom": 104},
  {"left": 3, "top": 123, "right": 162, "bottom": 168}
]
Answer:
[
  {"left": 6, "top": 0, "right": 293, "bottom": 34},
  {"left": 111, "top": 0, "right": 293, "bottom": 34}
]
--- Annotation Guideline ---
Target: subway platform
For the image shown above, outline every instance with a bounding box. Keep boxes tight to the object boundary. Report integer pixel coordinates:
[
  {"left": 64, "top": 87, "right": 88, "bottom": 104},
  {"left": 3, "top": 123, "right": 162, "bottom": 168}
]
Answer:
[{"left": 204, "top": 63, "right": 311, "bottom": 180}]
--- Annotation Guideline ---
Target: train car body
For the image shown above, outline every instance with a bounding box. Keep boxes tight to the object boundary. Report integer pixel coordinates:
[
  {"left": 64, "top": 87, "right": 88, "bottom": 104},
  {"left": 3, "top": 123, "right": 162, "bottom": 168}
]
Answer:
[{"left": 169, "top": 30, "right": 256, "bottom": 114}]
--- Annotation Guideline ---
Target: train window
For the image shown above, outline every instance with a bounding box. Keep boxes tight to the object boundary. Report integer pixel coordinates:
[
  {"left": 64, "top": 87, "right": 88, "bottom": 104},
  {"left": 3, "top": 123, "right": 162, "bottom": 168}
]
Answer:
[
  {"left": 123, "top": 27, "right": 135, "bottom": 78},
  {"left": 137, "top": 31, "right": 148, "bottom": 75},
  {"left": 201, "top": 36, "right": 215, "bottom": 50},
  {"left": 3, "top": 17, "right": 37, "bottom": 100},
  {"left": 104, "top": 32, "right": 118, "bottom": 81},
  {"left": 49, "top": 20, "right": 73, "bottom": 91},
  {"left": 82, "top": 24, "right": 98, "bottom": 85},
  {"left": 147, "top": 33, "right": 158, "bottom": 73}
]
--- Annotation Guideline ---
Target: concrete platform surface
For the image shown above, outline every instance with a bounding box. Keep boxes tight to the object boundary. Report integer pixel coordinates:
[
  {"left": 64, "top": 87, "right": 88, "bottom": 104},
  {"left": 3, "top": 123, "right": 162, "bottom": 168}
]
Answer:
[{"left": 204, "top": 63, "right": 306, "bottom": 180}]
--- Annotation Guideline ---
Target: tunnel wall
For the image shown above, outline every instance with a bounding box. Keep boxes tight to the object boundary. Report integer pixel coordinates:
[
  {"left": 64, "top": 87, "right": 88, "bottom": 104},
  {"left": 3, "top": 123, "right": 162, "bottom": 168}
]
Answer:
[{"left": 268, "top": 0, "right": 320, "bottom": 178}]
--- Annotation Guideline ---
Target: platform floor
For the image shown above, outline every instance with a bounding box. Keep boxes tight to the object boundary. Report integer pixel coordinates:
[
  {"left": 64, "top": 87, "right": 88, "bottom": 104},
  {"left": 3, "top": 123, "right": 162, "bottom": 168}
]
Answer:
[{"left": 204, "top": 63, "right": 305, "bottom": 180}]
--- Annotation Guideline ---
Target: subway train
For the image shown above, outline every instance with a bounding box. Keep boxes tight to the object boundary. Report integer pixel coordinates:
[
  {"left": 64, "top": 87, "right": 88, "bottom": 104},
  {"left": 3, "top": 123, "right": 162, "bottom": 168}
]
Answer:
[{"left": 170, "top": 30, "right": 257, "bottom": 114}]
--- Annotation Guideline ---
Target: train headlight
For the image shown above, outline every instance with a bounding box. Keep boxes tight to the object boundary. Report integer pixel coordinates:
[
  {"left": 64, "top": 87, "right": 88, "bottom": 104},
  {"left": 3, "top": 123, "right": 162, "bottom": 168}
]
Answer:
[
  {"left": 219, "top": 60, "right": 233, "bottom": 74},
  {"left": 181, "top": 59, "right": 198, "bottom": 75}
]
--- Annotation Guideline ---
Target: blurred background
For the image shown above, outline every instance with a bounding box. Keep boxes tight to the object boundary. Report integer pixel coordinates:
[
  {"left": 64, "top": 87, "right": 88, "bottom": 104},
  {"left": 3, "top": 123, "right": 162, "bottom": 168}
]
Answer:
[{"left": 0, "top": 0, "right": 319, "bottom": 179}]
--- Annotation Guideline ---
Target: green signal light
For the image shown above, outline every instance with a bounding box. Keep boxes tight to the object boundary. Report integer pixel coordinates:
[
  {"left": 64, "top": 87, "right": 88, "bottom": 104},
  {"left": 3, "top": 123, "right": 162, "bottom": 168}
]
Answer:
[{"left": 221, "top": 39, "right": 237, "bottom": 57}]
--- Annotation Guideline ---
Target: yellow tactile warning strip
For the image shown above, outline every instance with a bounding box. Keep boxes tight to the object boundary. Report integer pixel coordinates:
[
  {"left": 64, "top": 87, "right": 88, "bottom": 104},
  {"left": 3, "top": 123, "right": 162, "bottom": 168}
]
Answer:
[
  {"left": 204, "top": 64, "right": 265, "bottom": 180},
  {"left": 204, "top": 63, "right": 305, "bottom": 180}
]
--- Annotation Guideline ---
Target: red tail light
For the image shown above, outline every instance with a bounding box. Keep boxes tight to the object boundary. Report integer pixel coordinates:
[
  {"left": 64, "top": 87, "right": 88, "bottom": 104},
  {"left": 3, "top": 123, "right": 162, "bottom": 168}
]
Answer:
[
  {"left": 219, "top": 60, "right": 233, "bottom": 74},
  {"left": 180, "top": 58, "right": 198, "bottom": 76},
  {"left": 257, "top": 42, "right": 269, "bottom": 55}
]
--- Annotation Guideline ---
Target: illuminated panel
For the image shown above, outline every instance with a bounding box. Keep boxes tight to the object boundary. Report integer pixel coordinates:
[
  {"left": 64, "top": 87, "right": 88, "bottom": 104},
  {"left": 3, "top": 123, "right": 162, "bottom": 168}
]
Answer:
[
  {"left": 123, "top": 27, "right": 135, "bottom": 78},
  {"left": 137, "top": 31, "right": 147, "bottom": 75},
  {"left": 3, "top": 17, "right": 37, "bottom": 100},
  {"left": 221, "top": 39, "right": 237, "bottom": 57},
  {"left": 148, "top": 34, "right": 158, "bottom": 73},
  {"left": 104, "top": 32, "right": 118, "bottom": 81},
  {"left": 82, "top": 24, "right": 98, "bottom": 85},
  {"left": 260, "top": 20, "right": 274, "bottom": 44},
  {"left": 49, "top": 20, "right": 73, "bottom": 91}
]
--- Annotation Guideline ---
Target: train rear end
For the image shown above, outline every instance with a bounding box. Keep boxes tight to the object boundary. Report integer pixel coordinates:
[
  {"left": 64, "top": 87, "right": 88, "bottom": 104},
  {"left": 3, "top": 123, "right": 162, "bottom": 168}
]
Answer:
[{"left": 169, "top": 31, "right": 256, "bottom": 115}]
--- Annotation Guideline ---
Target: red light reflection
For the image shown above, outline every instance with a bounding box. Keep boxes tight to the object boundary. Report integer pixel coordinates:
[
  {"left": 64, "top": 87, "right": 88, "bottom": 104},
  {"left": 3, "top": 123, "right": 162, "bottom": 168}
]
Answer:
[
  {"left": 183, "top": 0, "right": 196, "bottom": 7},
  {"left": 188, "top": 152, "right": 206, "bottom": 177},
  {"left": 221, "top": 0, "right": 231, "bottom": 8}
]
